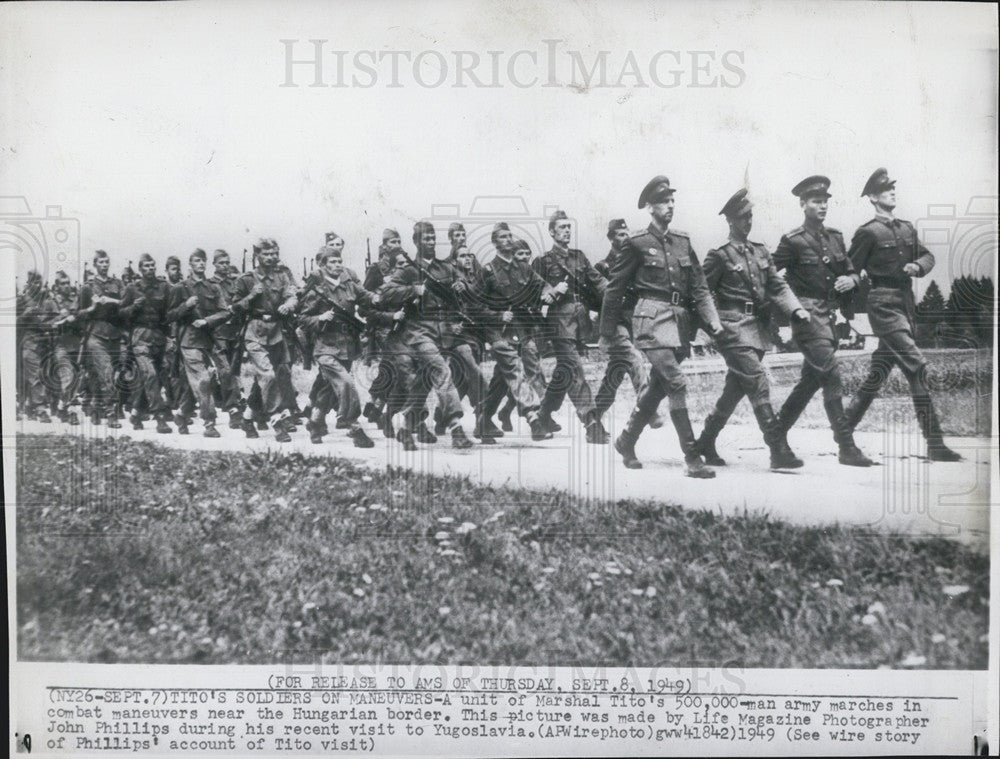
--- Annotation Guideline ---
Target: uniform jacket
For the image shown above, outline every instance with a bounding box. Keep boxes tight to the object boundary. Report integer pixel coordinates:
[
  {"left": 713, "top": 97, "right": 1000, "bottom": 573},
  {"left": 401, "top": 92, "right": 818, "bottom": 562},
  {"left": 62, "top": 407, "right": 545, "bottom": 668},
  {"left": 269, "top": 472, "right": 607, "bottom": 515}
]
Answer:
[
  {"left": 167, "top": 275, "right": 232, "bottom": 350},
  {"left": 600, "top": 223, "right": 720, "bottom": 349},
  {"left": 596, "top": 246, "right": 638, "bottom": 327},
  {"left": 230, "top": 266, "right": 298, "bottom": 347},
  {"left": 773, "top": 223, "right": 859, "bottom": 343},
  {"left": 120, "top": 276, "right": 172, "bottom": 347},
  {"left": 532, "top": 246, "right": 607, "bottom": 342},
  {"left": 52, "top": 288, "right": 83, "bottom": 350},
  {"left": 379, "top": 255, "right": 467, "bottom": 348},
  {"left": 299, "top": 269, "right": 372, "bottom": 361},
  {"left": 78, "top": 275, "right": 125, "bottom": 340},
  {"left": 478, "top": 253, "right": 551, "bottom": 339},
  {"left": 703, "top": 238, "right": 802, "bottom": 352},
  {"left": 210, "top": 273, "right": 240, "bottom": 341},
  {"left": 18, "top": 287, "right": 58, "bottom": 341}
]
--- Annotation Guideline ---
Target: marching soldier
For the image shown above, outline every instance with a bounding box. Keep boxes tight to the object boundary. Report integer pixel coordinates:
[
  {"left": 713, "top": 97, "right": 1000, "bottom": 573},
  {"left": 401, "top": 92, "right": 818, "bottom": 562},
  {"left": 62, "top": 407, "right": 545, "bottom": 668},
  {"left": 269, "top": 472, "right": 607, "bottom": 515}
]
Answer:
[
  {"left": 474, "top": 224, "right": 554, "bottom": 441},
  {"left": 119, "top": 254, "right": 173, "bottom": 433},
  {"left": 210, "top": 249, "right": 245, "bottom": 428},
  {"left": 844, "top": 169, "right": 961, "bottom": 461},
  {"left": 532, "top": 210, "right": 609, "bottom": 443},
  {"left": 695, "top": 189, "right": 810, "bottom": 469},
  {"left": 163, "top": 255, "right": 196, "bottom": 422},
  {"left": 593, "top": 218, "right": 659, "bottom": 428},
  {"left": 77, "top": 249, "right": 125, "bottom": 427},
  {"left": 17, "top": 270, "right": 58, "bottom": 422},
  {"left": 50, "top": 271, "right": 83, "bottom": 424},
  {"left": 299, "top": 245, "right": 378, "bottom": 448},
  {"left": 602, "top": 175, "right": 723, "bottom": 476},
  {"left": 379, "top": 221, "right": 475, "bottom": 449},
  {"left": 362, "top": 228, "right": 403, "bottom": 432},
  {"left": 167, "top": 249, "right": 233, "bottom": 437},
  {"left": 230, "top": 238, "right": 299, "bottom": 441},
  {"left": 772, "top": 176, "right": 874, "bottom": 467}
]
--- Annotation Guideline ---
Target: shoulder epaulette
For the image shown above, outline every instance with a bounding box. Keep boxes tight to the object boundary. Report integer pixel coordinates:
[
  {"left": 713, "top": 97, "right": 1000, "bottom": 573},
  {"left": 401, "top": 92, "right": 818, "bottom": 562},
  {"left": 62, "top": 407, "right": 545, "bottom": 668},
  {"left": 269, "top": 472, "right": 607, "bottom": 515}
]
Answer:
[
  {"left": 826, "top": 227, "right": 843, "bottom": 236},
  {"left": 668, "top": 229, "right": 690, "bottom": 239},
  {"left": 785, "top": 226, "right": 806, "bottom": 238}
]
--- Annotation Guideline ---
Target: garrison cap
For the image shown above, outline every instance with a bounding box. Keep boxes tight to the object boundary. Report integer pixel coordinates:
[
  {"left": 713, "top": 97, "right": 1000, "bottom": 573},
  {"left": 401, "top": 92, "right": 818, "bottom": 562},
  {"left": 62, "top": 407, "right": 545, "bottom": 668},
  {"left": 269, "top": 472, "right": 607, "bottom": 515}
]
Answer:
[
  {"left": 324, "top": 231, "right": 342, "bottom": 244},
  {"left": 382, "top": 227, "right": 400, "bottom": 242},
  {"left": 94, "top": 249, "right": 109, "bottom": 259},
  {"left": 190, "top": 248, "right": 207, "bottom": 262},
  {"left": 548, "top": 209, "right": 569, "bottom": 230},
  {"left": 637, "top": 175, "right": 676, "bottom": 208},
  {"left": 316, "top": 244, "right": 343, "bottom": 263},
  {"left": 138, "top": 253, "right": 155, "bottom": 265},
  {"left": 212, "top": 248, "right": 229, "bottom": 263},
  {"left": 491, "top": 221, "right": 511, "bottom": 243},
  {"left": 719, "top": 188, "right": 753, "bottom": 218},
  {"left": 413, "top": 220, "right": 435, "bottom": 242},
  {"left": 448, "top": 222, "right": 466, "bottom": 235},
  {"left": 791, "top": 175, "right": 832, "bottom": 200},
  {"left": 165, "top": 255, "right": 181, "bottom": 267},
  {"left": 861, "top": 167, "right": 896, "bottom": 196},
  {"left": 606, "top": 218, "right": 628, "bottom": 239},
  {"left": 254, "top": 237, "right": 279, "bottom": 253},
  {"left": 513, "top": 237, "right": 532, "bottom": 252}
]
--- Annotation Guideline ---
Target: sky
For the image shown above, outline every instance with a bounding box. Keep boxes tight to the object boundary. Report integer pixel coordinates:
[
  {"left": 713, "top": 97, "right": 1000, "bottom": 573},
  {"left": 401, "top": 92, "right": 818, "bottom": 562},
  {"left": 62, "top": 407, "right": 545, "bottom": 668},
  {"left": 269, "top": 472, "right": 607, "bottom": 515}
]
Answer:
[{"left": 1, "top": 0, "right": 997, "bottom": 298}]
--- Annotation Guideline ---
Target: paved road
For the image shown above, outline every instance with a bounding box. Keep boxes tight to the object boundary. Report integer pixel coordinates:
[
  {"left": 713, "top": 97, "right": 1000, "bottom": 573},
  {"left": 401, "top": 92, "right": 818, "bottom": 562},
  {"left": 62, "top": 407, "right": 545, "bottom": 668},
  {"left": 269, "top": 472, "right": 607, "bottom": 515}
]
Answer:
[{"left": 16, "top": 400, "right": 992, "bottom": 550}]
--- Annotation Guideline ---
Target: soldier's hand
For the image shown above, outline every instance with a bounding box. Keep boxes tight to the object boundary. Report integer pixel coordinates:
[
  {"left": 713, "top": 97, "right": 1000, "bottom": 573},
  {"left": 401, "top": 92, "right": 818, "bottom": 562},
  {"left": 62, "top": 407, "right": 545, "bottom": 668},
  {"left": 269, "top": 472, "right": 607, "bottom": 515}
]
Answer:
[
  {"left": 192, "top": 318, "right": 208, "bottom": 329},
  {"left": 277, "top": 302, "right": 294, "bottom": 315},
  {"left": 133, "top": 296, "right": 146, "bottom": 307},
  {"left": 185, "top": 295, "right": 199, "bottom": 308},
  {"left": 319, "top": 310, "right": 334, "bottom": 322},
  {"left": 710, "top": 324, "right": 725, "bottom": 338},
  {"left": 541, "top": 291, "right": 554, "bottom": 304},
  {"left": 452, "top": 279, "right": 468, "bottom": 294},
  {"left": 554, "top": 281, "right": 569, "bottom": 295},
  {"left": 392, "top": 309, "right": 405, "bottom": 321},
  {"left": 414, "top": 284, "right": 426, "bottom": 297},
  {"left": 501, "top": 310, "right": 514, "bottom": 323},
  {"left": 371, "top": 292, "right": 382, "bottom": 305},
  {"left": 833, "top": 275, "right": 856, "bottom": 293},
  {"left": 902, "top": 263, "right": 921, "bottom": 277},
  {"left": 250, "top": 283, "right": 265, "bottom": 296},
  {"left": 792, "top": 308, "right": 811, "bottom": 323}
]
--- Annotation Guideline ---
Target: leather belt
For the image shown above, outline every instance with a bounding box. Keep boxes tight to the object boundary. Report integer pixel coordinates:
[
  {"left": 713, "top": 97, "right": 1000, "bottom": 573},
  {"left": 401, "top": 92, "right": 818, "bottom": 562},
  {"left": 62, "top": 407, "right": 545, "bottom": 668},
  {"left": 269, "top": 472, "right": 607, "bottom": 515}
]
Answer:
[
  {"left": 637, "top": 290, "right": 686, "bottom": 306},
  {"left": 718, "top": 299, "right": 758, "bottom": 316},
  {"left": 870, "top": 276, "right": 908, "bottom": 290}
]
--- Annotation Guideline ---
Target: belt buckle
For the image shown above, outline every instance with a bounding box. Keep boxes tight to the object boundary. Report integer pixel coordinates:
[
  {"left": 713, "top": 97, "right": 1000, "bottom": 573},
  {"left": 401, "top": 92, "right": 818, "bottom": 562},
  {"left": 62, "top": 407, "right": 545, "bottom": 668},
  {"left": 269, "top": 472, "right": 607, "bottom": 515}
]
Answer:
[
  {"left": 744, "top": 302, "right": 754, "bottom": 316},
  {"left": 670, "top": 292, "right": 680, "bottom": 305}
]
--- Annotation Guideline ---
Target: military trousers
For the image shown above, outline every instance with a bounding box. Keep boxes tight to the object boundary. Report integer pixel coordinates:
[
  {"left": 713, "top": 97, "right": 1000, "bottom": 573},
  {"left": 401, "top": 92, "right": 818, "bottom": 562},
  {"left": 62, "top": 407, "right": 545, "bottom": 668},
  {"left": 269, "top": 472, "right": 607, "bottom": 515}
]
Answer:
[
  {"left": 857, "top": 331, "right": 929, "bottom": 397},
  {"left": 243, "top": 338, "right": 296, "bottom": 419},
  {"left": 540, "top": 337, "right": 595, "bottom": 421},
  {"left": 19, "top": 335, "right": 50, "bottom": 410},
  {"left": 637, "top": 346, "right": 688, "bottom": 412},
  {"left": 83, "top": 333, "right": 121, "bottom": 416},
  {"left": 711, "top": 346, "right": 771, "bottom": 418},
  {"left": 51, "top": 342, "right": 81, "bottom": 407},
  {"left": 400, "top": 332, "right": 464, "bottom": 428},
  {"left": 596, "top": 325, "right": 648, "bottom": 413},
  {"left": 444, "top": 343, "right": 489, "bottom": 409},
  {"left": 211, "top": 337, "right": 243, "bottom": 412},
  {"left": 131, "top": 336, "right": 170, "bottom": 417},
  {"left": 315, "top": 354, "right": 361, "bottom": 424}
]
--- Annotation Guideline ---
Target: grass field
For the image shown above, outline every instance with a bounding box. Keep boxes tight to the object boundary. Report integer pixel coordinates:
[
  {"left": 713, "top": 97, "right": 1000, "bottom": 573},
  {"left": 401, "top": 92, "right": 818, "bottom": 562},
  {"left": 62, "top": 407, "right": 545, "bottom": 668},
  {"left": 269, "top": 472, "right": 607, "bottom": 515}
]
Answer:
[{"left": 16, "top": 434, "right": 989, "bottom": 668}]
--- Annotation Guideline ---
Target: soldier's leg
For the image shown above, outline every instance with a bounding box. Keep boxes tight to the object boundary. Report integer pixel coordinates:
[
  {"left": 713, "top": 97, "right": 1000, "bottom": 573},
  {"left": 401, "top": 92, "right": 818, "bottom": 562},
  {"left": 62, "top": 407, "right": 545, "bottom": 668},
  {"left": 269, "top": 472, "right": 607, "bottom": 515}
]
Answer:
[
  {"left": 596, "top": 327, "right": 648, "bottom": 416},
  {"left": 51, "top": 343, "right": 80, "bottom": 422},
  {"left": 694, "top": 352, "right": 747, "bottom": 466},
  {"left": 266, "top": 341, "right": 297, "bottom": 420},
  {"left": 211, "top": 339, "right": 243, "bottom": 414},
  {"left": 844, "top": 341, "right": 896, "bottom": 429},
  {"left": 20, "top": 336, "right": 48, "bottom": 417},
  {"left": 806, "top": 341, "right": 873, "bottom": 466},
  {"left": 614, "top": 355, "right": 671, "bottom": 469},
  {"left": 180, "top": 346, "right": 219, "bottom": 434},
  {"left": 239, "top": 340, "right": 276, "bottom": 437},
  {"left": 407, "top": 336, "right": 470, "bottom": 447},
  {"left": 777, "top": 341, "right": 825, "bottom": 435},
  {"left": 131, "top": 342, "right": 165, "bottom": 427},
  {"left": 86, "top": 335, "right": 119, "bottom": 424}
]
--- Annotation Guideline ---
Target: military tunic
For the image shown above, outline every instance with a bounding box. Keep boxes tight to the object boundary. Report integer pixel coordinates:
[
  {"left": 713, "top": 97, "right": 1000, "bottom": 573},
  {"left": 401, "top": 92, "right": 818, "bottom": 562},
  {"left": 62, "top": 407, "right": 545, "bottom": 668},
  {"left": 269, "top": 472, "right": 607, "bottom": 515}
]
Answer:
[
  {"left": 18, "top": 286, "right": 58, "bottom": 411},
  {"left": 120, "top": 277, "right": 173, "bottom": 416},
  {"left": 594, "top": 245, "right": 648, "bottom": 415},
  {"left": 78, "top": 275, "right": 126, "bottom": 416},
  {"left": 51, "top": 288, "right": 84, "bottom": 408}
]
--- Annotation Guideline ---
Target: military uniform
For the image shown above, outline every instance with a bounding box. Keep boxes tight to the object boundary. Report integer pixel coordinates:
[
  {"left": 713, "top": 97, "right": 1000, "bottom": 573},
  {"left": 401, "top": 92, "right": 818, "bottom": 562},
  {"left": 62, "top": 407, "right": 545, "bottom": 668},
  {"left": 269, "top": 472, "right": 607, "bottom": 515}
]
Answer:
[
  {"left": 78, "top": 272, "right": 126, "bottom": 423},
  {"left": 602, "top": 175, "right": 722, "bottom": 475},
  {"left": 210, "top": 270, "right": 244, "bottom": 415},
  {"left": 120, "top": 275, "right": 173, "bottom": 424},
  {"left": 230, "top": 265, "right": 299, "bottom": 425},
  {"left": 844, "top": 168, "right": 960, "bottom": 460},
  {"left": 17, "top": 280, "right": 58, "bottom": 418},
  {"left": 51, "top": 285, "right": 84, "bottom": 421},
  {"left": 531, "top": 242, "right": 606, "bottom": 429},
  {"left": 695, "top": 189, "right": 808, "bottom": 467}
]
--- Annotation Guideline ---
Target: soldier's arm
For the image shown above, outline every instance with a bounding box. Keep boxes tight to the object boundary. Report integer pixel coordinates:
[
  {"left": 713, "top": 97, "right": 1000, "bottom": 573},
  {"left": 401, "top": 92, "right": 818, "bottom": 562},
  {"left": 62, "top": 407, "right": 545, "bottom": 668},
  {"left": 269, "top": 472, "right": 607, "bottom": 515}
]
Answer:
[
  {"left": 910, "top": 225, "right": 935, "bottom": 276},
  {"left": 581, "top": 252, "right": 608, "bottom": 298},
  {"left": 701, "top": 247, "right": 725, "bottom": 292},
  {"left": 599, "top": 241, "right": 641, "bottom": 337},
  {"left": 280, "top": 273, "right": 298, "bottom": 311},
  {"left": 761, "top": 248, "right": 804, "bottom": 317},
  {"left": 771, "top": 235, "right": 796, "bottom": 274},
  {"left": 165, "top": 282, "right": 190, "bottom": 323},
  {"left": 118, "top": 285, "right": 139, "bottom": 319},
  {"left": 688, "top": 249, "right": 722, "bottom": 333},
  {"left": 230, "top": 275, "right": 258, "bottom": 313},
  {"left": 378, "top": 265, "right": 420, "bottom": 308},
  {"left": 847, "top": 226, "right": 876, "bottom": 276},
  {"left": 831, "top": 231, "right": 860, "bottom": 286},
  {"left": 202, "top": 284, "right": 231, "bottom": 328}
]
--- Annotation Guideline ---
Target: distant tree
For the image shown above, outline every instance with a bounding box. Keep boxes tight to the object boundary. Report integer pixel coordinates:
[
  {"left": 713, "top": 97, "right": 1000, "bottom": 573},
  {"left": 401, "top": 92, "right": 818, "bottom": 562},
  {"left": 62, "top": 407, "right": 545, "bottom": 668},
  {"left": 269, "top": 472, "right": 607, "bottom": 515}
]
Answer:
[
  {"left": 916, "top": 280, "right": 947, "bottom": 347},
  {"left": 944, "top": 275, "right": 995, "bottom": 348}
]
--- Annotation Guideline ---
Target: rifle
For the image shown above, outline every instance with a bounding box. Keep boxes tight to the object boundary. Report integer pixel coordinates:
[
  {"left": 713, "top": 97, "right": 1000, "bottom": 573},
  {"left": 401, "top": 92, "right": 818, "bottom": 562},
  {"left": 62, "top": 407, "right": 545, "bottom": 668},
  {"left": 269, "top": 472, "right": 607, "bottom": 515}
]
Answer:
[
  {"left": 241, "top": 249, "right": 247, "bottom": 273},
  {"left": 307, "top": 285, "right": 368, "bottom": 334},
  {"left": 365, "top": 238, "right": 372, "bottom": 273},
  {"left": 398, "top": 252, "right": 475, "bottom": 330},
  {"left": 547, "top": 251, "right": 603, "bottom": 312}
]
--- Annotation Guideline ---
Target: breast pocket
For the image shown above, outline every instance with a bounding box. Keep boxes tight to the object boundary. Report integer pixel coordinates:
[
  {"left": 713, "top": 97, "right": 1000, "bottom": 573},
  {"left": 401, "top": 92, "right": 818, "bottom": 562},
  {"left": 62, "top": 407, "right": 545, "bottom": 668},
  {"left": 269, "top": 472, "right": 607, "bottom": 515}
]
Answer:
[{"left": 641, "top": 254, "right": 666, "bottom": 283}]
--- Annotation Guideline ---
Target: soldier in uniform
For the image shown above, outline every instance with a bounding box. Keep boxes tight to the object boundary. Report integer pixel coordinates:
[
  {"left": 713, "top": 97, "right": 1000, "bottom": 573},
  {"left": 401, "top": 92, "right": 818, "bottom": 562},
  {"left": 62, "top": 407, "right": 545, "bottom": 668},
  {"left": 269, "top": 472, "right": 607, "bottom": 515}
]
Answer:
[
  {"left": 532, "top": 210, "right": 609, "bottom": 443},
  {"left": 230, "top": 238, "right": 300, "bottom": 441},
  {"left": 17, "top": 270, "right": 58, "bottom": 422},
  {"left": 772, "top": 176, "right": 873, "bottom": 467},
  {"left": 593, "top": 218, "right": 660, "bottom": 429},
  {"left": 602, "top": 176, "right": 723, "bottom": 476},
  {"left": 210, "top": 249, "right": 245, "bottom": 428},
  {"left": 77, "top": 249, "right": 125, "bottom": 427},
  {"left": 379, "top": 221, "right": 475, "bottom": 449},
  {"left": 473, "top": 224, "right": 554, "bottom": 441},
  {"left": 49, "top": 271, "right": 83, "bottom": 424},
  {"left": 299, "top": 245, "right": 377, "bottom": 448},
  {"left": 167, "top": 249, "right": 233, "bottom": 437},
  {"left": 362, "top": 228, "right": 404, "bottom": 432},
  {"left": 695, "top": 189, "right": 811, "bottom": 469},
  {"left": 844, "top": 169, "right": 961, "bottom": 461},
  {"left": 118, "top": 254, "right": 173, "bottom": 433},
  {"left": 163, "top": 255, "right": 196, "bottom": 422}
]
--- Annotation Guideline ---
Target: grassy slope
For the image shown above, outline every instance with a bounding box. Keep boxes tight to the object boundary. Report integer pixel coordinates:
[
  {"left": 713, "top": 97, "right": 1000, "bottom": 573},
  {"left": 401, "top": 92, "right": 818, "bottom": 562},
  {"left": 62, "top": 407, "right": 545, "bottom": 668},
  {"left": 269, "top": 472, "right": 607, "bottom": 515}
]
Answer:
[{"left": 16, "top": 434, "right": 988, "bottom": 668}]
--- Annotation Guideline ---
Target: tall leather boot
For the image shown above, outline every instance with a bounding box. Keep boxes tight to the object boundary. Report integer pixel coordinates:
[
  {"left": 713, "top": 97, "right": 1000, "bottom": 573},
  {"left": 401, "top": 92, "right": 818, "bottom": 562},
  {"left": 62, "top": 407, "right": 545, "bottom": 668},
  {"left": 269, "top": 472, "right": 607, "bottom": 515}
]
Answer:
[
  {"left": 824, "top": 397, "right": 874, "bottom": 467},
  {"left": 914, "top": 394, "right": 962, "bottom": 461},
  {"left": 670, "top": 408, "right": 715, "bottom": 479},
  {"left": 614, "top": 404, "right": 655, "bottom": 469},
  {"left": 843, "top": 388, "right": 877, "bottom": 432},
  {"left": 753, "top": 402, "right": 803, "bottom": 469},
  {"left": 694, "top": 411, "right": 729, "bottom": 466},
  {"left": 584, "top": 410, "right": 610, "bottom": 444},
  {"left": 775, "top": 379, "right": 814, "bottom": 465}
]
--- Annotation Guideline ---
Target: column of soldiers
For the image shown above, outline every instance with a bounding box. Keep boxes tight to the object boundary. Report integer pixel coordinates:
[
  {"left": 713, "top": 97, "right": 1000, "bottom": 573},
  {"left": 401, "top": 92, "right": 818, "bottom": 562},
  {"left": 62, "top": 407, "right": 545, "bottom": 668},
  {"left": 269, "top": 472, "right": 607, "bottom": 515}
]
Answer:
[{"left": 15, "top": 167, "right": 962, "bottom": 470}]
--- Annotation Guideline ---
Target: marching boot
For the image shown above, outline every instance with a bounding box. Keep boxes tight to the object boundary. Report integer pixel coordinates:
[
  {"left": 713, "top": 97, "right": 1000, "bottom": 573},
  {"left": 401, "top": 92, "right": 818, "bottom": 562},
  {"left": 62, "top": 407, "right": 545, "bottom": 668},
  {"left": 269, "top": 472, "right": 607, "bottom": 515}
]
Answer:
[
  {"left": 754, "top": 402, "right": 803, "bottom": 469},
  {"left": 35, "top": 408, "right": 52, "bottom": 424},
  {"left": 670, "top": 408, "right": 716, "bottom": 479},
  {"left": 173, "top": 412, "right": 189, "bottom": 435},
  {"left": 497, "top": 400, "right": 515, "bottom": 433},
  {"left": 130, "top": 413, "right": 144, "bottom": 431},
  {"left": 349, "top": 425, "right": 375, "bottom": 449},
  {"left": 843, "top": 388, "right": 877, "bottom": 432},
  {"left": 362, "top": 401, "right": 383, "bottom": 426},
  {"left": 203, "top": 421, "right": 221, "bottom": 439},
  {"left": 242, "top": 416, "right": 259, "bottom": 439},
  {"left": 381, "top": 412, "right": 395, "bottom": 439},
  {"left": 106, "top": 412, "right": 121, "bottom": 429},
  {"left": 451, "top": 425, "right": 474, "bottom": 449},
  {"left": 273, "top": 418, "right": 292, "bottom": 443},
  {"left": 615, "top": 405, "right": 655, "bottom": 469},
  {"left": 775, "top": 384, "right": 812, "bottom": 469},
  {"left": 433, "top": 406, "right": 447, "bottom": 436},
  {"left": 914, "top": 395, "right": 963, "bottom": 462},
  {"left": 334, "top": 415, "right": 350, "bottom": 430},
  {"left": 396, "top": 428, "right": 418, "bottom": 451},
  {"left": 472, "top": 410, "right": 498, "bottom": 444},
  {"left": 228, "top": 409, "right": 243, "bottom": 429},
  {"left": 527, "top": 411, "right": 553, "bottom": 441},
  {"left": 416, "top": 423, "right": 438, "bottom": 445},
  {"left": 155, "top": 417, "right": 172, "bottom": 434},
  {"left": 584, "top": 411, "right": 610, "bottom": 445},
  {"left": 62, "top": 409, "right": 80, "bottom": 426},
  {"left": 90, "top": 410, "right": 101, "bottom": 426},
  {"left": 825, "top": 398, "right": 874, "bottom": 467},
  {"left": 694, "top": 411, "right": 729, "bottom": 466}
]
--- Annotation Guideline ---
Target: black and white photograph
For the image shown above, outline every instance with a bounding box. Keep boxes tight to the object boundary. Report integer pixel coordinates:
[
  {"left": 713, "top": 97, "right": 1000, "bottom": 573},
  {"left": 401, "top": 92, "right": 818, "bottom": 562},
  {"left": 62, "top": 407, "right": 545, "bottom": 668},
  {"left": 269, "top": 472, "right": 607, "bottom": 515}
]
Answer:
[{"left": 5, "top": 1, "right": 997, "bottom": 755}]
